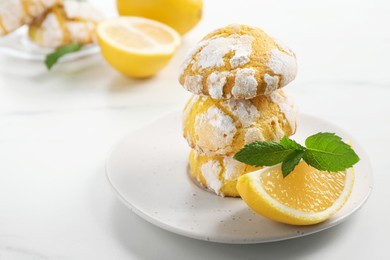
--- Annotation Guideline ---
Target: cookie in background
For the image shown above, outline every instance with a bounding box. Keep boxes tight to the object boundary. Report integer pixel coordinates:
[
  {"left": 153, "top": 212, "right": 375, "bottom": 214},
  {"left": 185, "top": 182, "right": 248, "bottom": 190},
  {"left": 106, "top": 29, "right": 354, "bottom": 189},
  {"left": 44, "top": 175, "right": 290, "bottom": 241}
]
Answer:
[
  {"left": 0, "top": 0, "right": 61, "bottom": 36},
  {"left": 28, "top": 0, "right": 103, "bottom": 49}
]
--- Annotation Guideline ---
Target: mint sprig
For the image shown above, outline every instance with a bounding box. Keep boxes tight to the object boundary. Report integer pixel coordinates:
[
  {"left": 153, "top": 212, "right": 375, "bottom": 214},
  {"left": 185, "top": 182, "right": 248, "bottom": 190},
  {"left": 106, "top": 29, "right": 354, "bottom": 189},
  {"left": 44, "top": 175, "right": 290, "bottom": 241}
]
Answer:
[
  {"left": 234, "top": 132, "right": 360, "bottom": 177},
  {"left": 45, "top": 43, "right": 83, "bottom": 70}
]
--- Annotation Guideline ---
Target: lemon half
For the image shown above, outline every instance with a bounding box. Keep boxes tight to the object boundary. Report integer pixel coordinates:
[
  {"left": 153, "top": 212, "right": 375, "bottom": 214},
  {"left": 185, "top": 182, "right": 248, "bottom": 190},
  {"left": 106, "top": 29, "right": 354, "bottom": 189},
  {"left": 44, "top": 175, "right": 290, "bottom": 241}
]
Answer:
[
  {"left": 97, "top": 17, "right": 181, "bottom": 78},
  {"left": 237, "top": 161, "right": 354, "bottom": 225}
]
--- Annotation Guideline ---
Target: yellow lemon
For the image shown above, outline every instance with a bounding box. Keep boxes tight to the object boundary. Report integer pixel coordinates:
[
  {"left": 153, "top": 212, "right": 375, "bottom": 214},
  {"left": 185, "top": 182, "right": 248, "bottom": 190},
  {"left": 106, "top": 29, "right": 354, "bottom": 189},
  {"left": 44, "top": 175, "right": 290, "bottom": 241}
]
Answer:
[
  {"left": 97, "top": 17, "right": 181, "bottom": 78},
  {"left": 236, "top": 161, "right": 354, "bottom": 225},
  {"left": 116, "top": 0, "right": 203, "bottom": 35}
]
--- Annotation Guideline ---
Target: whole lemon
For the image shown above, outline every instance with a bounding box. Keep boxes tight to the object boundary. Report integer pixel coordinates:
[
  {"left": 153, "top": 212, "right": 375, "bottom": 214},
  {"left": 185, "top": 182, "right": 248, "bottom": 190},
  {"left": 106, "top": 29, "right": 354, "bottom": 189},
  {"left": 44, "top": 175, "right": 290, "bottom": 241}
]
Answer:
[{"left": 116, "top": 0, "right": 203, "bottom": 35}]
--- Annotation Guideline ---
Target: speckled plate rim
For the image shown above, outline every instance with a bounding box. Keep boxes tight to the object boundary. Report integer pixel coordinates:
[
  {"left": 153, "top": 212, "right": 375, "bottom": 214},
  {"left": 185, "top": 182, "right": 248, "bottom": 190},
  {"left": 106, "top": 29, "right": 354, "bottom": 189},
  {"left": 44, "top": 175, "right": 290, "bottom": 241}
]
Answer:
[{"left": 106, "top": 111, "right": 373, "bottom": 244}]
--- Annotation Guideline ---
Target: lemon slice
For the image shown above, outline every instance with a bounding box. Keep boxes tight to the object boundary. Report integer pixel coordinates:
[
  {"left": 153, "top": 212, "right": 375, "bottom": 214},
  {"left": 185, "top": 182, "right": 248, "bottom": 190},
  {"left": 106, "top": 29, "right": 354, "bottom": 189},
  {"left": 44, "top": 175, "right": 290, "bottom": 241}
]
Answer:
[
  {"left": 236, "top": 161, "right": 354, "bottom": 225},
  {"left": 97, "top": 17, "right": 181, "bottom": 78}
]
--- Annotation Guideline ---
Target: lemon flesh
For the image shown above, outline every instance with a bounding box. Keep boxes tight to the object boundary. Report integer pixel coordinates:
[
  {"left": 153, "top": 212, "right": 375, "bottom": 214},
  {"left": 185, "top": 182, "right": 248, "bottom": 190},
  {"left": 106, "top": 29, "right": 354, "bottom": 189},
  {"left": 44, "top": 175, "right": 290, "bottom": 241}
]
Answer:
[
  {"left": 97, "top": 17, "right": 181, "bottom": 78},
  {"left": 237, "top": 161, "right": 354, "bottom": 225},
  {"left": 116, "top": 0, "right": 203, "bottom": 35}
]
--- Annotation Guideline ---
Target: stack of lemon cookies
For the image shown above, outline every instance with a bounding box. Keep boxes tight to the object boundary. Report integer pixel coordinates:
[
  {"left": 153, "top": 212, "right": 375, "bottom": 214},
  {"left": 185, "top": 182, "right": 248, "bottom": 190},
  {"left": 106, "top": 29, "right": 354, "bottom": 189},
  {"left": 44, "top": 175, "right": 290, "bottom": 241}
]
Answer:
[{"left": 179, "top": 24, "right": 298, "bottom": 197}]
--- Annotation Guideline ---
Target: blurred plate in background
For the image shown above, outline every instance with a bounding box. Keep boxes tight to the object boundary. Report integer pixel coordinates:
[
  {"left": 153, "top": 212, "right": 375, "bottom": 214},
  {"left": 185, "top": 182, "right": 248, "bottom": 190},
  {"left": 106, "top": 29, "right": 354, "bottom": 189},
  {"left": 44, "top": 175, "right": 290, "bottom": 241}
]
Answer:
[{"left": 0, "top": 27, "right": 99, "bottom": 62}]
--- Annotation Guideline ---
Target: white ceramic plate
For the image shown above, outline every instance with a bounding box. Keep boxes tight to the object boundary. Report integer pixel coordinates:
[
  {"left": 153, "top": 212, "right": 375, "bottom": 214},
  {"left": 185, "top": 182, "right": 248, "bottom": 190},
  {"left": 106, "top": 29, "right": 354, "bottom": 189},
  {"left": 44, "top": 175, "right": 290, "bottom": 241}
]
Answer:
[
  {"left": 0, "top": 27, "right": 99, "bottom": 61},
  {"left": 106, "top": 111, "right": 373, "bottom": 244}
]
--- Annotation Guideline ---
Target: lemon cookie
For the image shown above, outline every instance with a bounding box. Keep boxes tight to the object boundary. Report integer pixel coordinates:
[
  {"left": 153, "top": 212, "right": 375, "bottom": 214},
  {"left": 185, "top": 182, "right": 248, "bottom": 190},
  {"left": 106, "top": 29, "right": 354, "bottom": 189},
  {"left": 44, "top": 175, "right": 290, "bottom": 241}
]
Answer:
[
  {"left": 189, "top": 149, "right": 260, "bottom": 197},
  {"left": 183, "top": 89, "right": 297, "bottom": 156},
  {"left": 28, "top": 0, "right": 103, "bottom": 48},
  {"left": 179, "top": 24, "right": 297, "bottom": 99},
  {"left": 0, "top": 0, "right": 61, "bottom": 36}
]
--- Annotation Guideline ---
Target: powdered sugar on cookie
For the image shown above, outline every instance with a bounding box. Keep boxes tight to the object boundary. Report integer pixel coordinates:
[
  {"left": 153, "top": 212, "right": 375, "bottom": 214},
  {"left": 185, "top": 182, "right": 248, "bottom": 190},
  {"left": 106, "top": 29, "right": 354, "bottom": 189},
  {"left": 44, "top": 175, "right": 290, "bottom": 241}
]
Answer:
[
  {"left": 224, "top": 99, "right": 259, "bottom": 128},
  {"left": 40, "top": 13, "right": 64, "bottom": 48},
  {"left": 207, "top": 71, "right": 229, "bottom": 99},
  {"left": 269, "top": 91, "right": 298, "bottom": 133},
  {"left": 244, "top": 127, "right": 266, "bottom": 144},
  {"left": 184, "top": 75, "right": 203, "bottom": 94},
  {"left": 194, "top": 106, "right": 237, "bottom": 154},
  {"left": 264, "top": 73, "right": 279, "bottom": 95},
  {"left": 192, "top": 35, "right": 254, "bottom": 71},
  {"left": 63, "top": 1, "right": 103, "bottom": 22},
  {"left": 267, "top": 49, "right": 297, "bottom": 87},
  {"left": 223, "top": 157, "right": 245, "bottom": 181},
  {"left": 201, "top": 160, "right": 223, "bottom": 195},
  {"left": 274, "top": 38, "right": 294, "bottom": 56},
  {"left": 179, "top": 40, "right": 209, "bottom": 78},
  {"left": 231, "top": 68, "right": 258, "bottom": 99},
  {"left": 229, "top": 35, "right": 254, "bottom": 68}
]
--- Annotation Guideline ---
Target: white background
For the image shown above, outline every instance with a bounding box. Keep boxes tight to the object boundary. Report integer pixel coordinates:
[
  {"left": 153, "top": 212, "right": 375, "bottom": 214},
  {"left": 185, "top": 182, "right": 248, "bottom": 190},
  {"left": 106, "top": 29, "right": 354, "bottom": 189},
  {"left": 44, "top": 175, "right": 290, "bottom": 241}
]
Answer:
[{"left": 0, "top": 0, "right": 389, "bottom": 259}]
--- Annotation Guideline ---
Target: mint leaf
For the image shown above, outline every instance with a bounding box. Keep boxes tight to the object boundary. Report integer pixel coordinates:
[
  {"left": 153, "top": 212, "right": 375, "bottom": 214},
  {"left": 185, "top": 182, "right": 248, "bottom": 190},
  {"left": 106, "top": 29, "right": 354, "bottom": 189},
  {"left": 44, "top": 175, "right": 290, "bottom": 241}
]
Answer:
[
  {"left": 234, "top": 132, "right": 360, "bottom": 177},
  {"left": 234, "top": 141, "right": 295, "bottom": 167},
  {"left": 303, "top": 132, "right": 360, "bottom": 171},
  {"left": 280, "top": 136, "right": 305, "bottom": 150},
  {"left": 45, "top": 43, "right": 82, "bottom": 70},
  {"left": 281, "top": 150, "right": 305, "bottom": 177}
]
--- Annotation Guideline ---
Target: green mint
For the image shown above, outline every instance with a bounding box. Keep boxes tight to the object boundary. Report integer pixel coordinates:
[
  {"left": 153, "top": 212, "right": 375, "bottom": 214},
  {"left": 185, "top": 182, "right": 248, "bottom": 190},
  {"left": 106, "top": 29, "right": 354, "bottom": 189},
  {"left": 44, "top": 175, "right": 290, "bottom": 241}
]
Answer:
[
  {"left": 234, "top": 132, "right": 360, "bottom": 177},
  {"left": 45, "top": 43, "right": 83, "bottom": 70},
  {"left": 281, "top": 150, "right": 305, "bottom": 178}
]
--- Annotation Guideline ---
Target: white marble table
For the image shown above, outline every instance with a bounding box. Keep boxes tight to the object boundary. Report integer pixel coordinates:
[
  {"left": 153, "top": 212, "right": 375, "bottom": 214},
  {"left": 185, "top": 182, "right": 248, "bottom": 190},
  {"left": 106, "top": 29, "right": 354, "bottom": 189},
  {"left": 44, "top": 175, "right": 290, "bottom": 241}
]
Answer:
[{"left": 0, "top": 0, "right": 389, "bottom": 259}]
